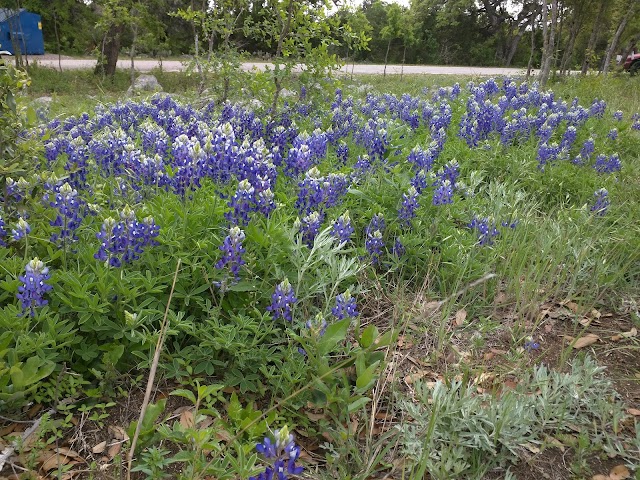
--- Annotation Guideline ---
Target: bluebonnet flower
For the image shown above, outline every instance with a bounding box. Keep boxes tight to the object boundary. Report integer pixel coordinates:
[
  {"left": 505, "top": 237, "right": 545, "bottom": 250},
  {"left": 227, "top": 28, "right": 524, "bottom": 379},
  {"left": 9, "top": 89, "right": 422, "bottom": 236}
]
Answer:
[
  {"left": 594, "top": 153, "right": 622, "bottom": 174},
  {"left": 468, "top": 216, "right": 500, "bottom": 246},
  {"left": 225, "top": 179, "right": 256, "bottom": 226},
  {"left": 95, "top": 209, "right": 160, "bottom": 267},
  {"left": 392, "top": 238, "right": 406, "bottom": 257},
  {"left": 256, "top": 188, "right": 276, "bottom": 217},
  {"left": 16, "top": 258, "right": 53, "bottom": 317},
  {"left": 331, "top": 211, "right": 354, "bottom": 244},
  {"left": 366, "top": 230, "right": 385, "bottom": 265},
  {"left": 524, "top": 339, "right": 540, "bottom": 352},
  {"left": 336, "top": 142, "right": 349, "bottom": 166},
  {"left": 267, "top": 279, "right": 297, "bottom": 322},
  {"left": 590, "top": 188, "right": 610, "bottom": 216},
  {"left": 398, "top": 186, "right": 420, "bottom": 228},
  {"left": 411, "top": 170, "right": 428, "bottom": 194},
  {"left": 299, "top": 211, "right": 324, "bottom": 247},
  {"left": 296, "top": 168, "right": 326, "bottom": 215},
  {"left": 366, "top": 213, "right": 386, "bottom": 236},
  {"left": 332, "top": 290, "right": 358, "bottom": 319},
  {"left": 560, "top": 126, "right": 577, "bottom": 150},
  {"left": 0, "top": 216, "right": 7, "bottom": 247},
  {"left": 305, "top": 314, "right": 328, "bottom": 338},
  {"left": 11, "top": 218, "right": 31, "bottom": 242},
  {"left": 432, "top": 180, "right": 453, "bottom": 206},
  {"left": 215, "top": 226, "right": 246, "bottom": 279},
  {"left": 251, "top": 428, "right": 304, "bottom": 480},
  {"left": 49, "top": 182, "right": 84, "bottom": 244},
  {"left": 612, "top": 110, "right": 623, "bottom": 121},
  {"left": 580, "top": 138, "right": 595, "bottom": 161},
  {"left": 607, "top": 128, "right": 619, "bottom": 141},
  {"left": 5, "top": 177, "right": 29, "bottom": 203}
]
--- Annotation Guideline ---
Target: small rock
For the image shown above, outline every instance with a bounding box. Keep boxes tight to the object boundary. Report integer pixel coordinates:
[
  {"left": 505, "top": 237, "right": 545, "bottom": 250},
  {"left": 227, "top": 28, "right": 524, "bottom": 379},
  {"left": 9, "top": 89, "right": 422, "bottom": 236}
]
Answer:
[
  {"left": 127, "top": 74, "right": 163, "bottom": 96},
  {"left": 33, "top": 96, "right": 53, "bottom": 105}
]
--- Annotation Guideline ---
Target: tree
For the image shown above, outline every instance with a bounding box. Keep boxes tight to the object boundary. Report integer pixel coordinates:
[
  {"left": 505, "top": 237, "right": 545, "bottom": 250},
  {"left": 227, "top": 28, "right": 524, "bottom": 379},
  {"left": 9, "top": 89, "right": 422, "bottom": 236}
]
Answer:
[
  {"left": 380, "top": 3, "right": 403, "bottom": 76},
  {"left": 602, "top": 0, "right": 639, "bottom": 74},
  {"left": 581, "top": 1, "right": 609, "bottom": 75},
  {"left": 337, "top": 7, "right": 372, "bottom": 79},
  {"left": 539, "top": 0, "right": 559, "bottom": 86}
]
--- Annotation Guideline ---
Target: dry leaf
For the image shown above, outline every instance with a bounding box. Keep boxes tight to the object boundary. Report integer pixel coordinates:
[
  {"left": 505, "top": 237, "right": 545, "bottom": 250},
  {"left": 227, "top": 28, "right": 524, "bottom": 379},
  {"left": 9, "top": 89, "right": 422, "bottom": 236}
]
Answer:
[
  {"left": 521, "top": 442, "right": 540, "bottom": 453},
  {"left": 305, "top": 411, "right": 326, "bottom": 422},
  {"left": 494, "top": 292, "right": 508, "bottom": 305},
  {"left": 454, "top": 309, "right": 467, "bottom": 327},
  {"left": 544, "top": 435, "right": 565, "bottom": 452},
  {"left": 565, "top": 301, "right": 579, "bottom": 313},
  {"left": 578, "top": 317, "right": 592, "bottom": 327},
  {"left": 484, "top": 351, "right": 495, "bottom": 361},
  {"left": 108, "top": 426, "right": 128, "bottom": 442},
  {"left": 611, "top": 328, "right": 637, "bottom": 341},
  {"left": 566, "top": 333, "right": 599, "bottom": 349},
  {"left": 609, "top": 464, "right": 631, "bottom": 480},
  {"left": 422, "top": 301, "right": 441, "bottom": 313},
  {"left": 40, "top": 448, "right": 82, "bottom": 472},
  {"left": 626, "top": 408, "right": 640, "bottom": 416},
  {"left": 490, "top": 348, "right": 507, "bottom": 355},
  {"left": 404, "top": 370, "right": 431, "bottom": 385},
  {"left": 92, "top": 441, "right": 107, "bottom": 454},
  {"left": 179, "top": 410, "right": 194, "bottom": 428},
  {"left": 544, "top": 323, "right": 553, "bottom": 333},
  {"left": 591, "top": 309, "right": 602, "bottom": 319},
  {"left": 107, "top": 442, "right": 122, "bottom": 459},
  {"left": 474, "top": 372, "right": 495, "bottom": 385},
  {"left": 592, "top": 475, "right": 609, "bottom": 480}
]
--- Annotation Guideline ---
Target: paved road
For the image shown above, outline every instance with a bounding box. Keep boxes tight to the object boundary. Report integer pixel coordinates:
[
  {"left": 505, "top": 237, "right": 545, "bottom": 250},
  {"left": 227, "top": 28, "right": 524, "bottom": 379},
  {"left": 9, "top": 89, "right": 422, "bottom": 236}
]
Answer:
[{"left": 30, "top": 56, "right": 535, "bottom": 77}]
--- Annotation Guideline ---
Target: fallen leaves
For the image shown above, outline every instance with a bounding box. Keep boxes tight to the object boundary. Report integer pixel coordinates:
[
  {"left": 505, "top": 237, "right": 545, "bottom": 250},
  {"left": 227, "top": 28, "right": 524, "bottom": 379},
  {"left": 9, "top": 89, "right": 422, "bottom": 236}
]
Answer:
[
  {"left": 454, "top": 308, "right": 467, "bottom": 327},
  {"left": 611, "top": 328, "right": 637, "bottom": 341},
  {"left": 564, "top": 333, "right": 600, "bottom": 349},
  {"left": 592, "top": 464, "right": 631, "bottom": 480}
]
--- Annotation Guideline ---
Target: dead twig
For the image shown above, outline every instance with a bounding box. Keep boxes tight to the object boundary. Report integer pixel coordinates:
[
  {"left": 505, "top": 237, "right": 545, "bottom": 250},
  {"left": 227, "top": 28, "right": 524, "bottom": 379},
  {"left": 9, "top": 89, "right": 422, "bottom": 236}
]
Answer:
[
  {"left": 126, "top": 259, "right": 181, "bottom": 480},
  {"left": 0, "top": 408, "right": 54, "bottom": 471}
]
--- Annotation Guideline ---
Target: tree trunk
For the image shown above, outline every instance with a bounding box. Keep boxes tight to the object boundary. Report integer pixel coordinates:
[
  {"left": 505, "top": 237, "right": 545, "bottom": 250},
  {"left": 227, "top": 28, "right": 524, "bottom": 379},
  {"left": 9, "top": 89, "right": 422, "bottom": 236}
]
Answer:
[
  {"left": 53, "top": 10, "right": 62, "bottom": 72},
  {"left": 581, "top": 1, "right": 607, "bottom": 75},
  {"left": 540, "top": 0, "right": 559, "bottom": 87},
  {"left": 383, "top": 39, "right": 391, "bottom": 77},
  {"left": 619, "top": 32, "right": 640, "bottom": 65},
  {"left": 96, "top": 24, "right": 123, "bottom": 77},
  {"left": 401, "top": 44, "right": 406, "bottom": 80},
  {"left": 526, "top": 9, "right": 537, "bottom": 79},
  {"left": 272, "top": 0, "right": 295, "bottom": 111},
  {"left": 559, "top": 6, "right": 583, "bottom": 75},
  {"left": 602, "top": 1, "right": 636, "bottom": 74},
  {"left": 130, "top": 22, "right": 138, "bottom": 87}
]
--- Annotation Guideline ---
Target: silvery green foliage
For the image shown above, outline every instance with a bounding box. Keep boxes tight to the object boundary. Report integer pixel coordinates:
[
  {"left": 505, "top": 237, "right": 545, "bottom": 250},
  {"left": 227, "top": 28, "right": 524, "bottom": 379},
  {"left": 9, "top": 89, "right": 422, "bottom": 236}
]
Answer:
[{"left": 397, "top": 356, "right": 630, "bottom": 479}]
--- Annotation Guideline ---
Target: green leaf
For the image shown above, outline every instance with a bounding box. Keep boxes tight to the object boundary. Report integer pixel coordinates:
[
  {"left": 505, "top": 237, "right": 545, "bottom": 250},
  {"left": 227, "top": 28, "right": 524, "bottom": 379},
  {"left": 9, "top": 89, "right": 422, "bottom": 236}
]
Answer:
[
  {"left": 347, "top": 396, "right": 371, "bottom": 413},
  {"left": 359, "top": 325, "right": 378, "bottom": 349},
  {"left": 170, "top": 388, "right": 197, "bottom": 404},
  {"left": 317, "top": 318, "right": 350, "bottom": 356},
  {"left": 356, "top": 361, "right": 380, "bottom": 391}
]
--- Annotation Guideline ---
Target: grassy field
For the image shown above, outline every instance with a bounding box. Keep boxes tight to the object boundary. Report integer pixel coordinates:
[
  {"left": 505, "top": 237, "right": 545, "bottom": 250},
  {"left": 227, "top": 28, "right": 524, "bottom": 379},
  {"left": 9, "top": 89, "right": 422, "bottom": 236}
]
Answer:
[{"left": 1, "top": 66, "right": 639, "bottom": 480}]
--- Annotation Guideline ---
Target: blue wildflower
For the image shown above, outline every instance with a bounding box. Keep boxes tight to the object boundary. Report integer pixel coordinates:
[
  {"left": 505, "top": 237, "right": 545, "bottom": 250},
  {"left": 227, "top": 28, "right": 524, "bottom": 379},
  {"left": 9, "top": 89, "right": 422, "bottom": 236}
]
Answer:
[
  {"left": 590, "top": 188, "right": 610, "bottom": 216},
  {"left": 11, "top": 217, "right": 31, "bottom": 242},
  {"left": 251, "top": 427, "right": 304, "bottom": 480},
  {"left": 299, "top": 211, "right": 324, "bottom": 247},
  {"left": 17, "top": 258, "right": 53, "bottom": 317},
  {"left": 331, "top": 211, "right": 354, "bottom": 244},
  {"left": 332, "top": 290, "right": 358, "bottom": 319},
  {"left": 267, "top": 279, "right": 297, "bottom": 322},
  {"left": 398, "top": 186, "right": 420, "bottom": 228},
  {"left": 215, "top": 226, "right": 246, "bottom": 279}
]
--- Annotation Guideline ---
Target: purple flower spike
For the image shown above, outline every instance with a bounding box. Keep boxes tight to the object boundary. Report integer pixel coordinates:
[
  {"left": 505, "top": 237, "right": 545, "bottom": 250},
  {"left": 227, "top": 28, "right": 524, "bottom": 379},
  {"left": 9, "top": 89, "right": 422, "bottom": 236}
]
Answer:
[
  {"left": 215, "top": 226, "right": 246, "bottom": 279},
  {"left": 267, "top": 279, "right": 297, "bottom": 322},
  {"left": 332, "top": 290, "right": 358, "bottom": 320},
  {"left": 17, "top": 258, "right": 53, "bottom": 317}
]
